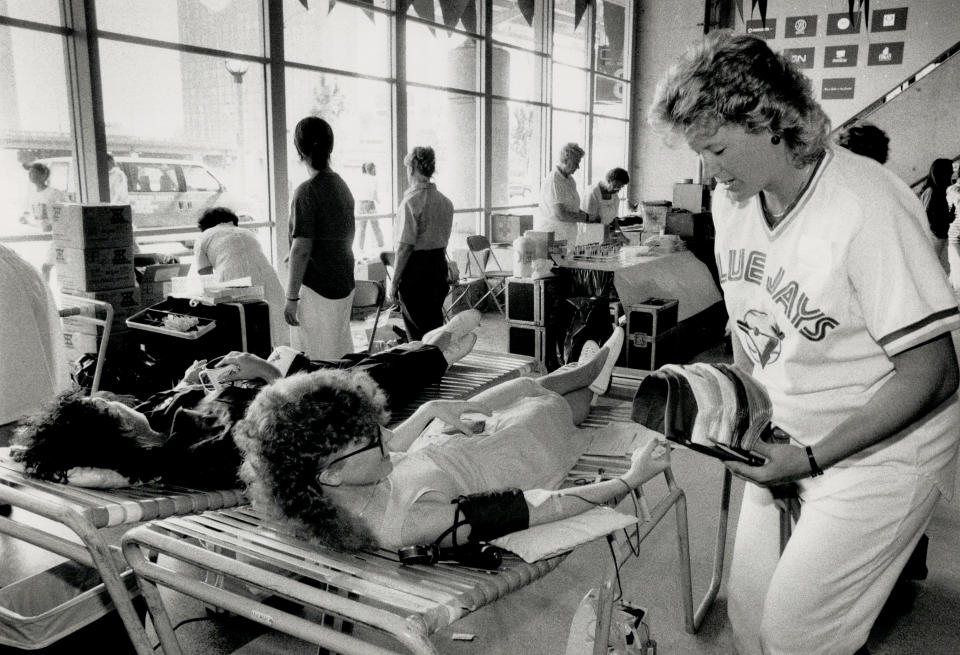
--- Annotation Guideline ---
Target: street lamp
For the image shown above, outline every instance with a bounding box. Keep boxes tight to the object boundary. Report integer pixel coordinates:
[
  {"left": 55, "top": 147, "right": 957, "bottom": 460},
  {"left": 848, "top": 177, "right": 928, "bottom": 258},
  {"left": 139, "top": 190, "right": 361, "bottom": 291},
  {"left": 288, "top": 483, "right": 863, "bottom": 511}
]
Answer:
[{"left": 224, "top": 59, "right": 249, "bottom": 189}]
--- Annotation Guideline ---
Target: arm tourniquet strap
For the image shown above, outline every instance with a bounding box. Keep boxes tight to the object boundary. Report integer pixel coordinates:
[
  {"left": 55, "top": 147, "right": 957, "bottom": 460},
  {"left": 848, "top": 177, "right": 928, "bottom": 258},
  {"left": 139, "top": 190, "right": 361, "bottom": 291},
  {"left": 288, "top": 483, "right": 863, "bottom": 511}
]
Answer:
[{"left": 454, "top": 488, "right": 530, "bottom": 543}]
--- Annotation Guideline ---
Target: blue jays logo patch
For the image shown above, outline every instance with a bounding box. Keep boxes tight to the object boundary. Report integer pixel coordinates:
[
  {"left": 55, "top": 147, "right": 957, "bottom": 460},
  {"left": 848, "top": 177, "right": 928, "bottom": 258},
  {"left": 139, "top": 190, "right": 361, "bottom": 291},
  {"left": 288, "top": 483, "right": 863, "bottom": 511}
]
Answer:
[{"left": 736, "top": 310, "right": 784, "bottom": 367}]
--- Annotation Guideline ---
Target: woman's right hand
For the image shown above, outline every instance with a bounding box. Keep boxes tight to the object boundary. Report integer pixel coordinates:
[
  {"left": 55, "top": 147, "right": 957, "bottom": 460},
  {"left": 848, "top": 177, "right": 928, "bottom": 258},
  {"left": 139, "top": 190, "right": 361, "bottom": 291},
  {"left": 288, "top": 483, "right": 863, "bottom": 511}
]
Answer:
[
  {"left": 623, "top": 438, "right": 671, "bottom": 487},
  {"left": 284, "top": 299, "right": 300, "bottom": 326},
  {"left": 426, "top": 400, "right": 492, "bottom": 436}
]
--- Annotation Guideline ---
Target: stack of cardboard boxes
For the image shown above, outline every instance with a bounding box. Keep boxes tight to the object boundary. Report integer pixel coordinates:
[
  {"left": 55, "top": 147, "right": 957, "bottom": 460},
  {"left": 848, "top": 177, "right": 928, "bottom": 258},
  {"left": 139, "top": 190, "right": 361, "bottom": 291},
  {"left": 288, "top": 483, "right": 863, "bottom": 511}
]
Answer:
[{"left": 53, "top": 204, "right": 140, "bottom": 362}]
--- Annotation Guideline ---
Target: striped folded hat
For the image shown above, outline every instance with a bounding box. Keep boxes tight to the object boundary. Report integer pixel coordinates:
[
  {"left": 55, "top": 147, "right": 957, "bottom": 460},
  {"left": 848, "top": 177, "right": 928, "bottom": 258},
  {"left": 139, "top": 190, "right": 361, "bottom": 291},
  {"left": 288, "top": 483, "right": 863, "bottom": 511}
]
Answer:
[{"left": 631, "top": 363, "right": 772, "bottom": 452}]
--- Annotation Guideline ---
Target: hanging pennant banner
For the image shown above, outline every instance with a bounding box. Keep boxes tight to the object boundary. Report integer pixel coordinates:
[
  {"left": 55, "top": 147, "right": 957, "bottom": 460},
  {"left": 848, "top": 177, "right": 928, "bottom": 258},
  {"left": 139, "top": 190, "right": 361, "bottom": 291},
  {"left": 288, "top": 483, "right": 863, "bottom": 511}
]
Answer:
[
  {"left": 518, "top": 0, "right": 535, "bottom": 26},
  {"left": 848, "top": 0, "right": 870, "bottom": 30}
]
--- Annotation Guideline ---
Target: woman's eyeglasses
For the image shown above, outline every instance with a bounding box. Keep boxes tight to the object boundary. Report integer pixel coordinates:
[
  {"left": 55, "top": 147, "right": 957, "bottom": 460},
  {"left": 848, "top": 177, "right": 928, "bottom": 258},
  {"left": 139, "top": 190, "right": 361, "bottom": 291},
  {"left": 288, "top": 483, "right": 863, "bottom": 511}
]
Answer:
[{"left": 324, "top": 428, "right": 386, "bottom": 469}]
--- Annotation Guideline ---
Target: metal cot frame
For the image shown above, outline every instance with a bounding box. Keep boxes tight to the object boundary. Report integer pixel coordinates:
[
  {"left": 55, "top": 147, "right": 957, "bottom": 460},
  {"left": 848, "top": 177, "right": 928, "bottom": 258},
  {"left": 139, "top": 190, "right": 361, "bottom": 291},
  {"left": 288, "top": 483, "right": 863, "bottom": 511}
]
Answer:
[
  {"left": 0, "top": 350, "right": 538, "bottom": 654},
  {"left": 121, "top": 402, "right": 727, "bottom": 655}
]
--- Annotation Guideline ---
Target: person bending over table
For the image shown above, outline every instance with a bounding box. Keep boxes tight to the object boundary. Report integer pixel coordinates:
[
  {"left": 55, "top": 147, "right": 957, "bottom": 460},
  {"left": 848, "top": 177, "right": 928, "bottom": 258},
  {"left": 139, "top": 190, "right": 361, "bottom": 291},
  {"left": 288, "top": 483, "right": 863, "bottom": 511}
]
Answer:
[
  {"left": 535, "top": 142, "right": 592, "bottom": 245},
  {"left": 650, "top": 30, "right": 960, "bottom": 655},
  {"left": 232, "top": 329, "right": 657, "bottom": 552},
  {"left": 11, "top": 312, "right": 483, "bottom": 491}
]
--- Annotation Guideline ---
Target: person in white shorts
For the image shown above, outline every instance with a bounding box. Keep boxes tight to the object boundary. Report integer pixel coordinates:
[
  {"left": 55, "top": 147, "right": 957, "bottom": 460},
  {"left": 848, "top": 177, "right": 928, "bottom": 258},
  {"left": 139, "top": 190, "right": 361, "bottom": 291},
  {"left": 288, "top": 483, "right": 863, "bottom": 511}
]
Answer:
[{"left": 650, "top": 30, "right": 960, "bottom": 655}]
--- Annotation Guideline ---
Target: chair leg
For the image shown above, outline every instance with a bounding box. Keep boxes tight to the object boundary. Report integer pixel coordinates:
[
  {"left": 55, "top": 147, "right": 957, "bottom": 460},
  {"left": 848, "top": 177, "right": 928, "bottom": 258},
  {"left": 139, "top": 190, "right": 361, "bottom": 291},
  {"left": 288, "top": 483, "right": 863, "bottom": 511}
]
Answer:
[{"left": 366, "top": 305, "right": 383, "bottom": 353}]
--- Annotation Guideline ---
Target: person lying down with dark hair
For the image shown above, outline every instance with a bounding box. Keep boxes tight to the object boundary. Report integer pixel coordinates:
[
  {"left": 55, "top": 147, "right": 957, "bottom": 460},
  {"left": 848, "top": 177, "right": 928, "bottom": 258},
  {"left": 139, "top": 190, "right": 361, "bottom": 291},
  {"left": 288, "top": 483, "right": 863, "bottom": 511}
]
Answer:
[
  {"left": 232, "top": 326, "right": 670, "bottom": 552},
  {"left": 10, "top": 311, "right": 485, "bottom": 490}
]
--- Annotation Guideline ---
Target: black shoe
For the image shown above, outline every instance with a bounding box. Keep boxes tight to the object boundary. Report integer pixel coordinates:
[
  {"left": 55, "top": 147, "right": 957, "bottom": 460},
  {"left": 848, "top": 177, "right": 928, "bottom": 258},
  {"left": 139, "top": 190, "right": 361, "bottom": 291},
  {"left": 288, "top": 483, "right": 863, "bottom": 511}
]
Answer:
[
  {"left": 0, "top": 504, "right": 11, "bottom": 517},
  {"left": 900, "top": 534, "right": 929, "bottom": 581}
]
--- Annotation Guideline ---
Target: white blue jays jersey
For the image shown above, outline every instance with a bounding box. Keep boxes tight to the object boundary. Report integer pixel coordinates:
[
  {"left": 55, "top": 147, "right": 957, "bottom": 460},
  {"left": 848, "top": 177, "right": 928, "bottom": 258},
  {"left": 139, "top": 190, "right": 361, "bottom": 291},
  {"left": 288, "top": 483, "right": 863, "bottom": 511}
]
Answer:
[{"left": 713, "top": 147, "right": 960, "bottom": 496}]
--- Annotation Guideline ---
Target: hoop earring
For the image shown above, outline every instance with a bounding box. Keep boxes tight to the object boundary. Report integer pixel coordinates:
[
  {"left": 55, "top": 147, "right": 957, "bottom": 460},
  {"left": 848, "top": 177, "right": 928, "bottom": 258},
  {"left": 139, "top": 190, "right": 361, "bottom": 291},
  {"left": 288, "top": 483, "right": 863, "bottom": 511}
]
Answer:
[{"left": 771, "top": 134, "right": 782, "bottom": 145}]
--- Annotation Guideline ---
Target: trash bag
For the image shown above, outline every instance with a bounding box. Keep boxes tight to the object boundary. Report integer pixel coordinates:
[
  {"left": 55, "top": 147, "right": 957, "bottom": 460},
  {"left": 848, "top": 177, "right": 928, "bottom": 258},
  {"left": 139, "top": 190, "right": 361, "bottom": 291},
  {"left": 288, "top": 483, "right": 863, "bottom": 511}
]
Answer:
[
  {"left": 71, "top": 343, "right": 166, "bottom": 398},
  {"left": 560, "top": 296, "right": 614, "bottom": 366}
]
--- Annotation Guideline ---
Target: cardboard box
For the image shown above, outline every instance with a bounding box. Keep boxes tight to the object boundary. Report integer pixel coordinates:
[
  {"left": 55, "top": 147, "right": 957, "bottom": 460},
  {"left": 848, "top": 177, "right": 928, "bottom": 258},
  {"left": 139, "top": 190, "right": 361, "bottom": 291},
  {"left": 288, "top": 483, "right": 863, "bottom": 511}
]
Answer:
[
  {"left": 66, "top": 287, "right": 142, "bottom": 333},
  {"left": 489, "top": 214, "right": 534, "bottom": 245},
  {"left": 523, "top": 230, "right": 555, "bottom": 259},
  {"left": 672, "top": 182, "right": 711, "bottom": 213},
  {"left": 52, "top": 204, "right": 134, "bottom": 249},
  {"left": 665, "top": 210, "right": 715, "bottom": 240},
  {"left": 138, "top": 263, "right": 190, "bottom": 307},
  {"left": 355, "top": 259, "right": 387, "bottom": 283},
  {"left": 55, "top": 245, "right": 136, "bottom": 292},
  {"left": 62, "top": 328, "right": 100, "bottom": 362}
]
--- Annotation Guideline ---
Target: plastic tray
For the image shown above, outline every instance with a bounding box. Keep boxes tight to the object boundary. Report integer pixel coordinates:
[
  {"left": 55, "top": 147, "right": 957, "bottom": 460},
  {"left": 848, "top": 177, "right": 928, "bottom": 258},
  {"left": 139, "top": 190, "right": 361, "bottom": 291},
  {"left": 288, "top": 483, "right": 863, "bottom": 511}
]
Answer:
[{"left": 126, "top": 306, "right": 217, "bottom": 339}]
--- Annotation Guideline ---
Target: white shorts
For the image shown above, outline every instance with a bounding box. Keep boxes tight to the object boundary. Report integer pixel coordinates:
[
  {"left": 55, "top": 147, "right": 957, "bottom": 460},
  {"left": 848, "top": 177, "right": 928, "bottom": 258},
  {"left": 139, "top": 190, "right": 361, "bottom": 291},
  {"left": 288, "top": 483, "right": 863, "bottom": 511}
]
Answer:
[
  {"left": 289, "top": 284, "right": 355, "bottom": 360},
  {"left": 727, "top": 465, "right": 940, "bottom": 655}
]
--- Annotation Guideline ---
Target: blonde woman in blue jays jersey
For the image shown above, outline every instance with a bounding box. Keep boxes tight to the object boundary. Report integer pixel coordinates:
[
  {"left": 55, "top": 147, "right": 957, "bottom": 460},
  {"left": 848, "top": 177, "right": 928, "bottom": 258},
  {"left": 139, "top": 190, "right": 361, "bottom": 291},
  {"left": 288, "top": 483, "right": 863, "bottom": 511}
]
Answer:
[{"left": 650, "top": 30, "right": 960, "bottom": 655}]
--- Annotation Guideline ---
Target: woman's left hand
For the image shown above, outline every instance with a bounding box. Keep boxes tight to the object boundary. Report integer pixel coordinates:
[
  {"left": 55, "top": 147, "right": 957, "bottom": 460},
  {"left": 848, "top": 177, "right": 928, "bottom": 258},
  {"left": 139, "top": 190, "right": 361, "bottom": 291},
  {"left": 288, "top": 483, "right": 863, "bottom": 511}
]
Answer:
[
  {"left": 427, "top": 399, "right": 492, "bottom": 435},
  {"left": 724, "top": 441, "right": 811, "bottom": 486}
]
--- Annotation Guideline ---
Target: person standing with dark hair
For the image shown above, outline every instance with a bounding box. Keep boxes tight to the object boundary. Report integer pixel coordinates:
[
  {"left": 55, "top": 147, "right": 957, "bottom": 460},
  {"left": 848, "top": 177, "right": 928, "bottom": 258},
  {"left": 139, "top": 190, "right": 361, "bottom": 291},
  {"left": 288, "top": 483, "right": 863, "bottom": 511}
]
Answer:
[
  {"left": 834, "top": 122, "right": 890, "bottom": 165},
  {"left": 581, "top": 167, "right": 630, "bottom": 227},
  {"left": 285, "top": 116, "right": 356, "bottom": 359},
  {"left": 391, "top": 146, "right": 453, "bottom": 341},
  {"left": 651, "top": 30, "right": 959, "bottom": 654},
  {"left": 918, "top": 158, "right": 955, "bottom": 271},
  {"left": 193, "top": 207, "right": 288, "bottom": 347}
]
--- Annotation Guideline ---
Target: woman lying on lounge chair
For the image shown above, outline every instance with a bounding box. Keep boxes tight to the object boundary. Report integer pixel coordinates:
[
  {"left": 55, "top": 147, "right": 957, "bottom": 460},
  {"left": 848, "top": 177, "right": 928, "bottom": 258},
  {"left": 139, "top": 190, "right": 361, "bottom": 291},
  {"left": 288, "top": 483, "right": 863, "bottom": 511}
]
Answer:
[
  {"left": 233, "top": 327, "right": 670, "bottom": 552},
  {"left": 12, "top": 312, "right": 484, "bottom": 490}
]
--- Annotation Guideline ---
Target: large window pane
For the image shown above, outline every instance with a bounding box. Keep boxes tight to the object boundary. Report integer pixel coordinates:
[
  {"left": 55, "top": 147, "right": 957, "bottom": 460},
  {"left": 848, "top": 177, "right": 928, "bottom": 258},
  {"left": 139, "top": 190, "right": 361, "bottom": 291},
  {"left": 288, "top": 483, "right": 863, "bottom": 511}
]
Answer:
[
  {"left": 551, "top": 110, "right": 587, "bottom": 191},
  {"left": 552, "top": 63, "right": 588, "bottom": 111},
  {"left": 490, "top": 100, "right": 542, "bottom": 208},
  {"left": 589, "top": 116, "right": 629, "bottom": 187},
  {"left": 0, "top": 26, "right": 74, "bottom": 274},
  {"left": 406, "top": 0, "right": 479, "bottom": 33},
  {"left": 407, "top": 25, "right": 481, "bottom": 93},
  {"left": 100, "top": 41, "right": 270, "bottom": 235},
  {"left": 492, "top": 0, "right": 546, "bottom": 52},
  {"left": 286, "top": 69, "right": 394, "bottom": 254},
  {"left": 491, "top": 45, "right": 544, "bottom": 103},
  {"left": 553, "top": 0, "right": 590, "bottom": 67},
  {"left": 0, "top": 1, "right": 61, "bottom": 24},
  {"left": 595, "top": 0, "right": 630, "bottom": 79},
  {"left": 593, "top": 75, "right": 628, "bottom": 118},
  {"left": 96, "top": 0, "right": 264, "bottom": 56},
  {"left": 284, "top": 0, "right": 391, "bottom": 77},
  {"left": 407, "top": 87, "right": 480, "bottom": 211}
]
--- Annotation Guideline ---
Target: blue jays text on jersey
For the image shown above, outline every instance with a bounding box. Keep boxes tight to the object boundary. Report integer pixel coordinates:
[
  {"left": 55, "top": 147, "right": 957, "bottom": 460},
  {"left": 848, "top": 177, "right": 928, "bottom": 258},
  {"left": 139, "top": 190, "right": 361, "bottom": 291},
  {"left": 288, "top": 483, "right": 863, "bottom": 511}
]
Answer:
[{"left": 716, "top": 248, "right": 839, "bottom": 342}]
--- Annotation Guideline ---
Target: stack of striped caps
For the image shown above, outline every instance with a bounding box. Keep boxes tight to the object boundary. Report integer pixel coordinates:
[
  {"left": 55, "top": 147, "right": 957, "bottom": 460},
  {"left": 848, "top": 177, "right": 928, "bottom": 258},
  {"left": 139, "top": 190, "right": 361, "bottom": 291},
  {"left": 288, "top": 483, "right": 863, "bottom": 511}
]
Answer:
[{"left": 631, "top": 363, "right": 772, "bottom": 453}]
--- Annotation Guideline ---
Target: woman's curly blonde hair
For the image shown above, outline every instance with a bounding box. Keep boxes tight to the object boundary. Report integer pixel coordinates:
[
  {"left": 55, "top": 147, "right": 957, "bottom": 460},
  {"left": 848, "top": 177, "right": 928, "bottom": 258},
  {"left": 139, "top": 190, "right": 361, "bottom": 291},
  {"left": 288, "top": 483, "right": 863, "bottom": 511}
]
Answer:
[
  {"left": 233, "top": 369, "right": 390, "bottom": 551},
  {"left": 648, "top": 30, "right": 830, "bottom": 166}
]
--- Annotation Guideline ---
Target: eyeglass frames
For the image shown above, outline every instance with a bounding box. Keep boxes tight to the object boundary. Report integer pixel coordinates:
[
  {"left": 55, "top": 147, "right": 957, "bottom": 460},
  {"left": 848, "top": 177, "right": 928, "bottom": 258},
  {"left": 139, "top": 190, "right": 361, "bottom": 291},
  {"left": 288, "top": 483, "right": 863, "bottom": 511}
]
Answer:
[{"left": 323, "top": 427, "right": 386, "bottom": 470}]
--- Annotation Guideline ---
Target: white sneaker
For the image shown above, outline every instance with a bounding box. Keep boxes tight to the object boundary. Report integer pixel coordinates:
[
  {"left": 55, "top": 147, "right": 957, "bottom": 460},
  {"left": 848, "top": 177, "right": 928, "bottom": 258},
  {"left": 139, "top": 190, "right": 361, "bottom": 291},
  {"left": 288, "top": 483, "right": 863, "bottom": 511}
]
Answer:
[
  {"left": 578, "top": 340, "right": 601, "bottom": 365},
  {"left": 589, "top": 327, "right": 624, "bottom": 395},
  {"left": 424, "top": 309, "right": 482, "bottom": 344},
  {"left": 441, "top": 332, "right": 477, "bottom": 366}
]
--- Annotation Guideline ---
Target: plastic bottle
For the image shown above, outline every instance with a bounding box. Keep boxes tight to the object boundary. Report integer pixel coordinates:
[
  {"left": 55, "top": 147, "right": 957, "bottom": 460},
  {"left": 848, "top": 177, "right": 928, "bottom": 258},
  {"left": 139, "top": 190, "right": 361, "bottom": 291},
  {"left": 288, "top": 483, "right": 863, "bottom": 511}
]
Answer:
[{"left": 513, "top": 235, "right": 534, "bottom": 278}]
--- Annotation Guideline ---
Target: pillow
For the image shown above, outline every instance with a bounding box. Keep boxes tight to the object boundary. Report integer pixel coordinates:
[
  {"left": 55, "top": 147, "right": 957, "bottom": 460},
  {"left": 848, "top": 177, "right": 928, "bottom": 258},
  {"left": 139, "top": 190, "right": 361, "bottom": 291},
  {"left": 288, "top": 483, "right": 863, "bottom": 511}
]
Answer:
[{"left": 490, "top": 507, "right": 637, "bottom": 563}]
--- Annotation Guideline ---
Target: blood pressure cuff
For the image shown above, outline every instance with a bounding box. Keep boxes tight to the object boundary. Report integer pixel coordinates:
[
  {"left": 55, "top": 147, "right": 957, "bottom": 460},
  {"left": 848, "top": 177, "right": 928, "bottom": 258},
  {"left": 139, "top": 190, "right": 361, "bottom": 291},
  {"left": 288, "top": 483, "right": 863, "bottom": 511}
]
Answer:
[{"left": 455, "top": 488, "right": 530, "bottom": 543}]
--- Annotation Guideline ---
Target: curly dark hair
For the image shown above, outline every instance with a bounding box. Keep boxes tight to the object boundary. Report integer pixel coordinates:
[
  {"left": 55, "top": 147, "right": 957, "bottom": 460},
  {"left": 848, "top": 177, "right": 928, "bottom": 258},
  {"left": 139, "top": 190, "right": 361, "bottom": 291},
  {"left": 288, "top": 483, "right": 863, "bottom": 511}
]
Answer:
[
  {"left": 233, "top": 369, "right": 390, "bottom": 551},
  {"left": 649, "top": 30, "right": 831, "bottom": 166},
  {"left": 12, "top": 390, "right": 164, "bottom": 483}
]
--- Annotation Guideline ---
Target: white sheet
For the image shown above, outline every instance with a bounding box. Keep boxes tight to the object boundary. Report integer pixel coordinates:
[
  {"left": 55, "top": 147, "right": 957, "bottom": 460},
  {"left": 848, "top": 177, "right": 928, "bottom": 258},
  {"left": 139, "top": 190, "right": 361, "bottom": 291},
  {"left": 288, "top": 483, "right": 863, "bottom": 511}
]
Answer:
[{"left": 613, "top": 250, "right": 722, "bottom": 322}]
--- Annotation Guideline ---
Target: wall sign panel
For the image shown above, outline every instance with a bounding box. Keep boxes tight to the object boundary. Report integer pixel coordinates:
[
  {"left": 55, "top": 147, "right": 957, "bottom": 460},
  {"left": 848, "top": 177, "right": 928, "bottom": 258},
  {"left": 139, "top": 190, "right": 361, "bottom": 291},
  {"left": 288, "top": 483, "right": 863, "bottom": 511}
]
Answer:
[
  {"left": 785, "top": 15, "right": 818, "bottom": 38},
  {"left": 826, "top": 12, "right": 861, "bottom": 35},
  {"left": 867, "top": 42, "right": 904, "bottom": 66},
  {"left": 824, "top": 45, "right": 859, "bottom": 67},
  {"left": 783, "top": 47, "right": 815, "bottom": 69},
  {"left": 822, "top": 77, "right": 856, "bottom": 100},
  {"left": 872, "top": 7, "right": 908, "bottom": 32}
]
